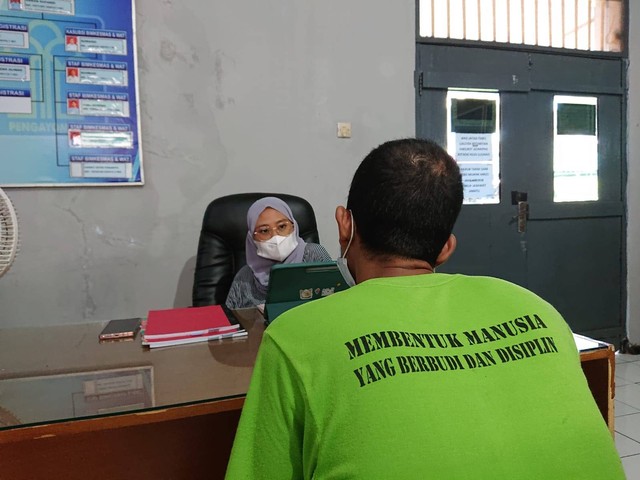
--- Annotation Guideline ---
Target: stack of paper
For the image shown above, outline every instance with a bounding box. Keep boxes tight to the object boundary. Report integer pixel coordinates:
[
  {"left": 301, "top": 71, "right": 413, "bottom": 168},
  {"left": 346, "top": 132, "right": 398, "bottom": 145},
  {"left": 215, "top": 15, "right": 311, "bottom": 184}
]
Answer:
[{"left": 142, "top": 305, "right": 247, "bottom": 349}]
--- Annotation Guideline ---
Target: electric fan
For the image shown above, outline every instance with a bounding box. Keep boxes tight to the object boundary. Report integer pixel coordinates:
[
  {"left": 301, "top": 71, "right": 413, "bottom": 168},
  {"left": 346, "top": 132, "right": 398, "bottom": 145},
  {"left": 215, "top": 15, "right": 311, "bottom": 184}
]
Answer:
[{"left": 0, "top": 187, "right": 18, "bottom": 277}]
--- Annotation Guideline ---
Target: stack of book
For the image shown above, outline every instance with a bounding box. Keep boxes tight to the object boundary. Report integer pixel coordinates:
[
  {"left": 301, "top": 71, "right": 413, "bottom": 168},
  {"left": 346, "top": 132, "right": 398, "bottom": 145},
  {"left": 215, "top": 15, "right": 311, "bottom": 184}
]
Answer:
[{"left": 142, "top": 305, "right": 247, "bottom": 349}]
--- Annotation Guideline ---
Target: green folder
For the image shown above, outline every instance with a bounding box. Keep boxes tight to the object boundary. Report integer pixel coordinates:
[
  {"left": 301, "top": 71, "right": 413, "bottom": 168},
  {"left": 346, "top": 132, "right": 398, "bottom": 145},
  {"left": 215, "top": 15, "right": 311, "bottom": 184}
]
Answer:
[{"left": 263, "top": 261, "right": 350, "bottom": 324}]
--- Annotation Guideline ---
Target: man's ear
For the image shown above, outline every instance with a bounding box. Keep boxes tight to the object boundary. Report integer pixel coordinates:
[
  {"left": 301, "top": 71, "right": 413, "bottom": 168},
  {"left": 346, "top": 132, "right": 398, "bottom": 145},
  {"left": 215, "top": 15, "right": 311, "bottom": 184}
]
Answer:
[
  {"left": 434, "top": 234, "right": 457, "bottom": 267},
  {"left": 335, "top": 206, "right": 352, "bottom": 250}
]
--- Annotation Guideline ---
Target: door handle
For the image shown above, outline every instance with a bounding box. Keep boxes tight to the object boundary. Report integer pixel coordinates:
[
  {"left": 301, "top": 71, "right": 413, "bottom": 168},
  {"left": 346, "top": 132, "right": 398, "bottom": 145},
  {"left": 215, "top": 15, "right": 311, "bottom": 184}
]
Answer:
[
  {"left": 516, "top": 201, "right": 529, "bottom": 233},
  {"left": 511, "top": 191, "right": 529, "bottom": 233}
]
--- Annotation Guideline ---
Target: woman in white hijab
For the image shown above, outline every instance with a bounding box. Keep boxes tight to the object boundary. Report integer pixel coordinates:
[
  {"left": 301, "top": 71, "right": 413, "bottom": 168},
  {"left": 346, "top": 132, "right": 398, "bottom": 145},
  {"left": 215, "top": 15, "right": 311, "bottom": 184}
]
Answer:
[{"left": 225, "top": 197, "right": 331, "bottom": 309}]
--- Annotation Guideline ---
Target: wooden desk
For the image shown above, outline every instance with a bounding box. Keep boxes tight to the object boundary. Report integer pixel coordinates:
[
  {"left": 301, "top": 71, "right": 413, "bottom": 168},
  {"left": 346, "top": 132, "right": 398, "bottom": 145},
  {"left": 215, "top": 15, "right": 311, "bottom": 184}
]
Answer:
[
  {"left": 0, "top": 308, "right": 264, "bottom": 480},
  {"left": 575, "top": 333, "right": 616, "bottom": 435},
  {"left": 0, "top": 319, "right": 615, "bottom": 480}
]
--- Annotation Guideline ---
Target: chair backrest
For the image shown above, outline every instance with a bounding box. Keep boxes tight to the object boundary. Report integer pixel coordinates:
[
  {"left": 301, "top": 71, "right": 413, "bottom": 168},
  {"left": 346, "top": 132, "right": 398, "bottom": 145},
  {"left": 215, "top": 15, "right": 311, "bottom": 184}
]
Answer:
[{"left": 192, "top": 193, "right": 321, "bottom": 307}]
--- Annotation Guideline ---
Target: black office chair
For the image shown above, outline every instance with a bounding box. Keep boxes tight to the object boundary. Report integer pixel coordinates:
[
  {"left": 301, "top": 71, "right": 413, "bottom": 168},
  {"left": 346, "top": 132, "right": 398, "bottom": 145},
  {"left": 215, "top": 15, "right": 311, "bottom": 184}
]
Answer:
[{"left": 192, "top": 193, "right": 321, "bottom": 307}]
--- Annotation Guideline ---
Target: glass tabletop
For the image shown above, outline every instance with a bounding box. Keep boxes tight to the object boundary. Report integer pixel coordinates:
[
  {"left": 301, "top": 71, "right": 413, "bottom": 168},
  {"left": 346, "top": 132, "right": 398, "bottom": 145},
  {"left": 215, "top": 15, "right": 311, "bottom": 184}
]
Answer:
[
  {"left": 0, "top": 310, "right": 610, "bottom": 431},
  {"left": 0, "top": 308, "right": 264, "bottom": 430}
]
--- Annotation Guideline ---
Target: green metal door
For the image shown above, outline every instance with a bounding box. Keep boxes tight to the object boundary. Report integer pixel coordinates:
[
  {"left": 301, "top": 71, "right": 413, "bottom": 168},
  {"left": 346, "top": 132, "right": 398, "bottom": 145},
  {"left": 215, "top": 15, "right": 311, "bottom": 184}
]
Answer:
[{"left": 416, "top": 45, "right": 626, "bottom": 345}]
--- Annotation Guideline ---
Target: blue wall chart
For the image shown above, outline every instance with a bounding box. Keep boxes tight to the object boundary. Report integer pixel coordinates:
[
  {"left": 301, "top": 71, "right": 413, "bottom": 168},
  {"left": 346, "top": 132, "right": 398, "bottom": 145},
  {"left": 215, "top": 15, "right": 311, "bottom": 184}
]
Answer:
[{"left": 0, "top": 0, "right": 143, "bottom": 186}]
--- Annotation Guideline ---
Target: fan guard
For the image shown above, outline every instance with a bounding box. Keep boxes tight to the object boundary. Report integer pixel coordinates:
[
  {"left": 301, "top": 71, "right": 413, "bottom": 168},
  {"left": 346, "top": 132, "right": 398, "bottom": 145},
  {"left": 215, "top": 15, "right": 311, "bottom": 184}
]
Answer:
[{"left": 0, "top": 187, "right": 19, "bottom": 277}]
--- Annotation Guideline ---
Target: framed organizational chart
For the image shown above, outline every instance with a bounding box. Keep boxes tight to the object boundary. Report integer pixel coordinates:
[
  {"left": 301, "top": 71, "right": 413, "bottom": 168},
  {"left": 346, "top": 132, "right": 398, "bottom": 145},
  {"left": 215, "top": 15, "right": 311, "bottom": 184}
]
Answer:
[{"left": 0, "top": 0, "right": 143, "bottom": 186}]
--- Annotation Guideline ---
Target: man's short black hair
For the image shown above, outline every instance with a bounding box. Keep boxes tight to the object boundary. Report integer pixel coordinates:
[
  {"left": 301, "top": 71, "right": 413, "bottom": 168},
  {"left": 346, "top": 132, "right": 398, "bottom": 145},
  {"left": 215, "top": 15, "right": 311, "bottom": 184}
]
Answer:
[{"left": 346, "top": 138, "right": 463, "bottom": 266}]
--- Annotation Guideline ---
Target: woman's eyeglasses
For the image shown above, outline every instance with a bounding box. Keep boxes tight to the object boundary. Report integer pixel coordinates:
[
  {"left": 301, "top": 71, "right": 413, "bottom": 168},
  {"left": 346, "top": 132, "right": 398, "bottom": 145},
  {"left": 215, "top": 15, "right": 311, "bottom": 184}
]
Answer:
[{"left": 253, "top": 221, "right": 294, "bottom": 241}]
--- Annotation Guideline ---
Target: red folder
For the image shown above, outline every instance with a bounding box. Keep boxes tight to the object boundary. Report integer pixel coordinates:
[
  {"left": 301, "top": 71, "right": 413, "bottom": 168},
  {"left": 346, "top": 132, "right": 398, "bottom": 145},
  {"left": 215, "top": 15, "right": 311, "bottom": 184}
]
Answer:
[{"left": 144, "top": 305, "right": 239, "bottom": 340}]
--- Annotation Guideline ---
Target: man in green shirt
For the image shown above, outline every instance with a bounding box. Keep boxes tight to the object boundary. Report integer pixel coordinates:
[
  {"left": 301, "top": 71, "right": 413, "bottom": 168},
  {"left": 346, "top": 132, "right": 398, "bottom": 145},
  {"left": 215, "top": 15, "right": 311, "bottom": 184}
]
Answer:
[{"left": 226, "top": 138, "right": 624, "bottom": 479}]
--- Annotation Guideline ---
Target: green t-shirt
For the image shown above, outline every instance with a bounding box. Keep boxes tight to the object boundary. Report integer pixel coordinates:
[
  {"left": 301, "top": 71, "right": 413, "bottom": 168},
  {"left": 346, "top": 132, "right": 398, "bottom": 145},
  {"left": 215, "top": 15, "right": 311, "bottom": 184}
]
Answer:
[{"left": 225, "top": 274, "right": 624, "bottom": 479}]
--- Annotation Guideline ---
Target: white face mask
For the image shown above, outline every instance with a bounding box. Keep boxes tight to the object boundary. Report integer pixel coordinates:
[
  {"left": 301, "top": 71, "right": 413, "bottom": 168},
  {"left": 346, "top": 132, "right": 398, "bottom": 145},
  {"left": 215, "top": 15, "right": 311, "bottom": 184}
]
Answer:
[
  {"left": 336, "top": 211, "right": 356, "bottom": 287},
  {"left": 255, "top": 234, "right": 299, "bottom": 262}
]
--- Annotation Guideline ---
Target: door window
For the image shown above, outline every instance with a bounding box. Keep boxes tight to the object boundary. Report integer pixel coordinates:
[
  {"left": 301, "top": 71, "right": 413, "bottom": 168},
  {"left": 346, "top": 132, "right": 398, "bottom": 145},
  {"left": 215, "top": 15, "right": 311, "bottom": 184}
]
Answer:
[
  {"left": 446, "top": 90, "right": 500, "bottom": 204},
  {"left": 553, "top": 95, "right": 598, "bottom": 202}
]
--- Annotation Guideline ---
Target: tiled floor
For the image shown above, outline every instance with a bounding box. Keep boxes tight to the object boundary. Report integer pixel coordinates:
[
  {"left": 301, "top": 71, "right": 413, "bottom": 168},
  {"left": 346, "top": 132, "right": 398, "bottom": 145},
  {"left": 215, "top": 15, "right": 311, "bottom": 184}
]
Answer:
[{"left": 615, "top": 352, "right": 640, "bottom": 478}]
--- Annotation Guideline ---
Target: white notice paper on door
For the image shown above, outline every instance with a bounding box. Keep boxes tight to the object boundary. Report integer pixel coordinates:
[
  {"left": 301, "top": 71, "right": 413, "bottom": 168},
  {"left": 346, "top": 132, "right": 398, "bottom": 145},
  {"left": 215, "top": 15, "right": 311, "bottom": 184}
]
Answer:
[
  {"left": 456, "top": 133, "right": 492, "bottom": 161},
  {"left": 459, "top": 163, "right": 494, "bottom": 202}
]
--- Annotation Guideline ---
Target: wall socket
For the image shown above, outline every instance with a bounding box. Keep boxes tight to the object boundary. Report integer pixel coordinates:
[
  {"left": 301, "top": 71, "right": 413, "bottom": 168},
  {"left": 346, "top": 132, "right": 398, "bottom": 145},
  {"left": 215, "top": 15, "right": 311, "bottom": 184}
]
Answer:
[{"left": 337, "top": 122, "right": 352, "bottom": 138}]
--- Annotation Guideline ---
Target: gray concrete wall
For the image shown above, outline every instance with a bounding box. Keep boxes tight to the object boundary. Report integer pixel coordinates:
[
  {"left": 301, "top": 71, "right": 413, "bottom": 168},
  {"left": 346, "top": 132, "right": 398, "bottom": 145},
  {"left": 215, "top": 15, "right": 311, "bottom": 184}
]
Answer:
[{"left": 0, "top": 0, "right": 416, "bottom": 326}]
